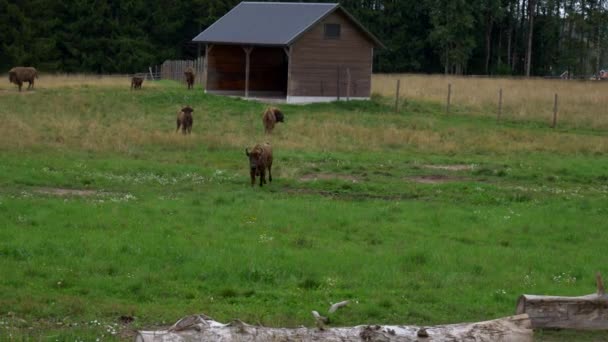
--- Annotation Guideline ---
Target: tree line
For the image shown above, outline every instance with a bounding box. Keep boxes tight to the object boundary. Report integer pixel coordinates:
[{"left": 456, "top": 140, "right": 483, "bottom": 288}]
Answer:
[{"left": 1, "top": 0, "right": 606, "bottom": 77}]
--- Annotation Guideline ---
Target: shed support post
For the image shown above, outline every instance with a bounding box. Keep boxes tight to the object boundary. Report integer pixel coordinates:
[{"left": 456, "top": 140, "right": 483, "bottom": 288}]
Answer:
[
  {"left": 284, "top": 47, "right": 291, "bottom": 99},
  {"left": 243, "top": 47, "right": 253, "bottom": 98},
  {"left": 204, "top": 44, "right": 213, "bottom": 92}
]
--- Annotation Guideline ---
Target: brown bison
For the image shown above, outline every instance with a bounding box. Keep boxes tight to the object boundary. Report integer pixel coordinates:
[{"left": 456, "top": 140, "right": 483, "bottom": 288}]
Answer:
[
  {"left": 245, "top": 143, "right": 273, "bottom": 187},
  {"left": 131, "top": 76, "right": 144, "bottom": 90},
  {"left": 184, "top": 67, "right": 195, "bottom": 90},
  {"left": 262, "top": 107, "right": 285, "bottom": 134},
  {"left": 176, "top": 106, "right": 194, "bottom": 134},
  {"left": 9, "top": 67, "right": 38, "bottom": 92}
]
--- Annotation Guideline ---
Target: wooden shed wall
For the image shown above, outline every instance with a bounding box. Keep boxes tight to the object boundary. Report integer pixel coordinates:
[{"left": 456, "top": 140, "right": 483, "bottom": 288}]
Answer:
[
  {"left": 208, "top": 45, "right": 287, "bottom": 92},
  {"left": 208, "top": 45, "right": 244, "bottom": 91},
  {"left": 289, "top": 11, "right": 374, "bottom": 98}
]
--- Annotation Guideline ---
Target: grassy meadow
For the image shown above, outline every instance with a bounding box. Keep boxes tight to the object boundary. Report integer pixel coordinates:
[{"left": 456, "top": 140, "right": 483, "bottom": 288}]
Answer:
[{"left": 1, "top": 76, "right": 608, "bottom": 341}]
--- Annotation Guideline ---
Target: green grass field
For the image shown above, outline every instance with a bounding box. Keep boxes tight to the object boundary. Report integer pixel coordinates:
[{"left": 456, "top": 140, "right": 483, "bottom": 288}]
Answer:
[{"left": 1, "top": 80, "right": 607, "bottom": 341}]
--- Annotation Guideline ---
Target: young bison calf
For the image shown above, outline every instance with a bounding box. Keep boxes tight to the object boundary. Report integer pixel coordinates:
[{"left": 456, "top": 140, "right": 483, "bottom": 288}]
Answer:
[
  {"left": 184, "top": 67, "right": 195, "bottom": 90},
  {"left": 176, "top": 106, "right": 194, "bottom": 134},
  {"left": 262, "top": 107, "right": 285, "bottom": 134},
  {"left": 246, "top": 143, "right": 273, "bottom": 187},
  {"left": 131, "top": 76, "right": 144, "bottom": 90}
]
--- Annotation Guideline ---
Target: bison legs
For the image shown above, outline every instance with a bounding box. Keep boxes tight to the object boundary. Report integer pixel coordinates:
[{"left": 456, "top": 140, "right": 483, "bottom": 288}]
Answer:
[
  {"left": 259, "top": 168, "right": 266, "bottom": 187},
  {"left": 250, "top": 169, "right": 256, "bottom": 187},
  {"left": 17, "top": 81, "right": 23, "bottom": 92},
  {"left": 268, "top": 164, "right": 272, "bottom": 183}
]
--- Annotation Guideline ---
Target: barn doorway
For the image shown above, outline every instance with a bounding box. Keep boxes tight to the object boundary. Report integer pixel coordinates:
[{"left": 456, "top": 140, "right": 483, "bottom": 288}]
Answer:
[{"left": 206, "top": 45, "right": 288, "bottom": 101}]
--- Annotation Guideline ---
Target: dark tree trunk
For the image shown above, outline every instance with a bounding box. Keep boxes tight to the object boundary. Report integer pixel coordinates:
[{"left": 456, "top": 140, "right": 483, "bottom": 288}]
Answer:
[
  {"left": 485, "top": 13, "right": 494, "bottom": 74},
  {"left": 526, "top": 0, "right": 536, "bottom": 76}
]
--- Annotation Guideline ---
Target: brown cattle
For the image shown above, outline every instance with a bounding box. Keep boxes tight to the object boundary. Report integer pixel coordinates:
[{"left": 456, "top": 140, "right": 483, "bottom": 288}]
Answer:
[
  {"left": 184, "top": 67, "right": 195, "bottom": 90},
  {"left": 245, "top": 143, "right": 273, "bottom": 187},
  {"left": 131, "top": 76, "right": 144, "bottom": 90},
  {"left": 9, "top": 67, "right": 38, "bottom": 92},
  {"left": 176, "top": 106, "right": 194, "bottom": 134},
  {"left": 262, "top": 107, "right": 285, "bottom": 134}
]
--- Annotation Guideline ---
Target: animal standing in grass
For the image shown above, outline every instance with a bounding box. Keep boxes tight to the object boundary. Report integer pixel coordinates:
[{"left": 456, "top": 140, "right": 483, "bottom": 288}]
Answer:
[
  {"left": 262, "top": 107, "right": 284, "bottom": 134},
  {"left": 176, "top": 106, "right": 194, "bottom": 134},
  {"left": 8, "top": 67, "right": 38, "bottom": 92},
  {"left": 184, "top": 67, "right": 195, "bottom": 90},
  {"left": 131, "top": 76, "right": 144, "bottom": 90},
  {"left": 246, "top": 143, "right": 273, "bottom": 187}
]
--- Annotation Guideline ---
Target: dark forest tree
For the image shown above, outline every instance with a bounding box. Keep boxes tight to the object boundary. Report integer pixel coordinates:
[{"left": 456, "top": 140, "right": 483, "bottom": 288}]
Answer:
[{"left": 0, "top": 0, "right": 606, "bottom": 76}]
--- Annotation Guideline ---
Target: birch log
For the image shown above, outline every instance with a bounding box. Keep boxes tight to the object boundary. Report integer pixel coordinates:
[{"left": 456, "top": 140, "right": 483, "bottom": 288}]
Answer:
[
  {"left": 516, "top": 272, "right": 608, "bottom": 329},
  {"left": 135, "top": 313, "right": 532, "bottom": 342}
]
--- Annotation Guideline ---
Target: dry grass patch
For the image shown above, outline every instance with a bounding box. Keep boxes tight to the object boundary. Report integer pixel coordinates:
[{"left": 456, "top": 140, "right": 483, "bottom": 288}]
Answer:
[
  {"left": 373, "top": 74, "right": 608, "bottom": 129},
  {"left": 0, "top": 74, "right": 158, "bottom": 90},
  {"left": 2, "top": 112, "right": 608, "bottom": 156}
]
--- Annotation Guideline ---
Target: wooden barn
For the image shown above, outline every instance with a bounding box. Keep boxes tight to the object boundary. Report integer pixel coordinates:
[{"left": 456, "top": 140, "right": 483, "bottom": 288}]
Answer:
[{"left": 192, "top": 2, "right": 383, "bottom": 104}]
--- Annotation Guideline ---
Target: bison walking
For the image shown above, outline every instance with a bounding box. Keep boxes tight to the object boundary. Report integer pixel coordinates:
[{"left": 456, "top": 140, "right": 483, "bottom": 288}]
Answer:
[
  {"left": 131, "top": 76, "right": 144, "bottom": 90},
  {"left": 176, "top": 106, "right": 194, "bottom": 134},
  {"left": 184, "top": 67, "right": 195, "bottom": 90},
  {"left": 262, "top": 107, "right": 285, "bottom": 134},
  {"left": 9, "top": 67, "right": 38, "bottom": 92},
  {"left": 246, "top": 143, "right": 273, "bottom": 187}
]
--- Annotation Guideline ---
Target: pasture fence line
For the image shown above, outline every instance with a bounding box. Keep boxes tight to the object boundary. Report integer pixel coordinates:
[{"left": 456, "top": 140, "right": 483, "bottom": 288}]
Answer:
[
  {"left": 394, "top": 79, "right": 401, "bottom": 112},
  {"left": 160, "top": 57, "right": 204, "bottom": 87},
  {"left": 497, "top": 88, "right": 503, "bottom": 122},
  {"left": 552, "top": 93, "right": 559, "bottom": 129},
  {"left": 301, "top": 66, "right": 371, "bottom": 99},
  {"left": 377, "top": 74, "right": 608, "bottom": 130},
  {"left": 446, "top": 83, "right": 452, "bottom": 114}
]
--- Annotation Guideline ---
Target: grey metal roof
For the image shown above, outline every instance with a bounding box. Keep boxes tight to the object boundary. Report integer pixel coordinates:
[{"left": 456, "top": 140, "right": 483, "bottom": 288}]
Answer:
[{"left": 192, "top": 2, "right": 383, "bottom": 47}]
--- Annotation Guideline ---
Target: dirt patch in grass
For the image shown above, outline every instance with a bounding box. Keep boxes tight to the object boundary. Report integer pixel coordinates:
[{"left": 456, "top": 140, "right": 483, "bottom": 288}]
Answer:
[
  {"left": 407, "top": 175, "right": 469, "bottom": 184},
  {"left": 283, "top": 188, "right": 418, "bottom": 201},
  {"left": 299, "top": 173, "right": 361, "bottom": 182},
  {"left": 34, "top": 187, "right": 97, "bottom": 197},
  {"left": 421, "top": 164, "right": 474, "bottom": 171}
]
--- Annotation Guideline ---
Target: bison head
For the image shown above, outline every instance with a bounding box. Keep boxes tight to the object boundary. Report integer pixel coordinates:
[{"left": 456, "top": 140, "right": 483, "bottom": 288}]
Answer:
[
  {"left": 181, "top": 106, "right": 194, "bottom": 114},
  {"left": 246, "top": 147, "right": 264, "bottom": 174},
  {"left": 8, "top": 72, "right": 17, "bottom": 84},
  {"left": 245, "top": 148, "right": 256, "bottom": 171},
  {"left": 274, "top": 110, "right": 284, "bottom": 123}
]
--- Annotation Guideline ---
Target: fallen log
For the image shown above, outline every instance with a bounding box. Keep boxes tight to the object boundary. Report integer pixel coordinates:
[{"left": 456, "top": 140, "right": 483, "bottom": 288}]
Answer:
[
  {"left": 516, "top": 272, "right": 608, "bottom": 330},
  {"left": 135, "top": 313, "right": 532, "bottom": 342}
]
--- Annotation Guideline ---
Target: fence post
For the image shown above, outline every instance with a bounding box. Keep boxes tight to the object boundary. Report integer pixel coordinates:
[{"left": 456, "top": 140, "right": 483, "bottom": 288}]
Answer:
[
  {"left": 336, "top": 66, "right": 341, "bottom": 101},
  {"left": 552, "top": 93, "right": 558, "bottom": 128},
  {"left": 346, "top": 68, "right": 351, "bottom": 101},
  {"left": 149, "top": 66, "right": 154, "bottom": 81},
  {"left": 497, "top": 88, "right": 503, "bottom": 122},
  {"left": 446, "top": 83, "right": 452, "bottom": 114},
  {"left": 395, "top": 79, "right": 401, "bottom": 112}
]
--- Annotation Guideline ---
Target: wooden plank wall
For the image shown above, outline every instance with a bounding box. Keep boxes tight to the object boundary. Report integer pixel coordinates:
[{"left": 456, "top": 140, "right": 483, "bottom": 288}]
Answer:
[
  {"left": 207, "top": 45, "right": 245, "bottom": 91},
  {"left": 161, "top": 57, "right": 205, "bottom": 86},
  {"left": 290, "top": 11, "right": 374, "bottom": 97}
]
